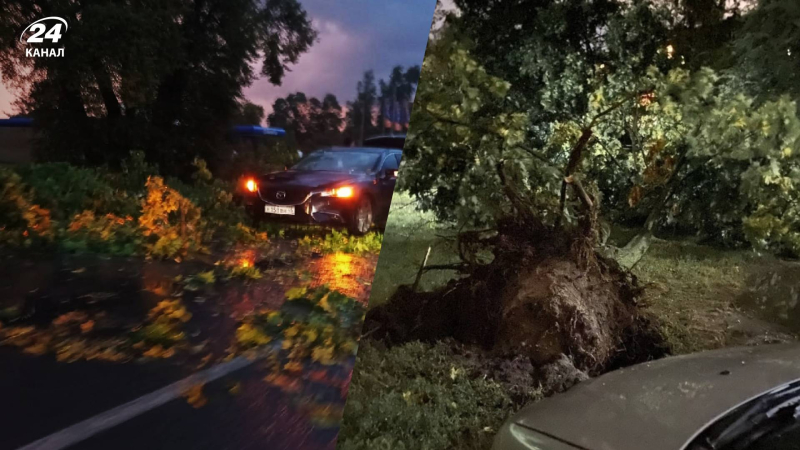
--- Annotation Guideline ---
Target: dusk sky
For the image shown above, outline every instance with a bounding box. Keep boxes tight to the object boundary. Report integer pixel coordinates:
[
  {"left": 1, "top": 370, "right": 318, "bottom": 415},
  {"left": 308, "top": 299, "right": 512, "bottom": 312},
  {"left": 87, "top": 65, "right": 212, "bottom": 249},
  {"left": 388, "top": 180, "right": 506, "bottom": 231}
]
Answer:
[{"left": 0, "top": 0, "right": 437, "bottom": 120}]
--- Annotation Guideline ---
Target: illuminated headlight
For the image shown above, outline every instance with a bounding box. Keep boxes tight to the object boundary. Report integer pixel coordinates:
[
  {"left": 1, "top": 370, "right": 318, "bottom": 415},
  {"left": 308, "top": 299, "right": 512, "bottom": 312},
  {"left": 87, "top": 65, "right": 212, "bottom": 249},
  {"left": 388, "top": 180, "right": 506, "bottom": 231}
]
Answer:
[{"left": 320, "top": 186, "right": 354, "bottom": 198}]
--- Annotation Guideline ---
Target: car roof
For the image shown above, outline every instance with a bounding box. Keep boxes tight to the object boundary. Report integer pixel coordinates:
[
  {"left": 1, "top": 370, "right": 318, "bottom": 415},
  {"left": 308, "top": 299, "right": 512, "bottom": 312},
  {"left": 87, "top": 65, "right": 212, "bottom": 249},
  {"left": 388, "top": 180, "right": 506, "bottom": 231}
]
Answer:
[
  {"left": 320, "top": 146, "right": 400, "bottom": 154},
  {"left": 364, "top": 134, "right": 407, "bottom": 141},
  {"left": 511, "top": 344, "right": 800, "bottom": 450}
]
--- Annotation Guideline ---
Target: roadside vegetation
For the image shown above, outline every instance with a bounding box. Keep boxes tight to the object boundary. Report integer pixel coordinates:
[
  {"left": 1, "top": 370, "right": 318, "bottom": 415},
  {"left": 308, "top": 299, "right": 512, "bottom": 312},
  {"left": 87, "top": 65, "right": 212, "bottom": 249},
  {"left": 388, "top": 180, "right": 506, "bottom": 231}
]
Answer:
[
  {"left": 0, "top": 154, "right": 385, "bottom": 370},
  {"left": 340, "top": 1, "right": 800, "bottom": 448},
  {"left": 343, "top": 198, "right": 800, "bottom": 450},
  {"left": 0, "top": 153, "right": 259, "bottom": 258},
  {"left": 0, "top": 152, "right": 384, "bottom": 261}
]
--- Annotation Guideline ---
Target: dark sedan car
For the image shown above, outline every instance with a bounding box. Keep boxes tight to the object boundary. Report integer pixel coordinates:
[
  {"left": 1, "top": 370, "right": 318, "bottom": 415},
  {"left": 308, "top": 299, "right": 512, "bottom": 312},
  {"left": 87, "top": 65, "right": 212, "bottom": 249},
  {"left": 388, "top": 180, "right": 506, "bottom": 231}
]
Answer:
[
  {"left": 363, "top": 134, "right": 406, "bottom": 150},
  {"left": 242, "top": 147, "right": 402, "bottom": 234}
]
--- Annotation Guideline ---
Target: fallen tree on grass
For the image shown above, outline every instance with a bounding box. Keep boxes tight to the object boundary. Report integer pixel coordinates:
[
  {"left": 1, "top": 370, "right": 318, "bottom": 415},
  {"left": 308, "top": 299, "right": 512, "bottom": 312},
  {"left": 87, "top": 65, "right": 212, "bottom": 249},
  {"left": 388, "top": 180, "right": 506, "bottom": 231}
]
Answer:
[{"left": 364, "top": 1, "right": 800, "bottom": 382}]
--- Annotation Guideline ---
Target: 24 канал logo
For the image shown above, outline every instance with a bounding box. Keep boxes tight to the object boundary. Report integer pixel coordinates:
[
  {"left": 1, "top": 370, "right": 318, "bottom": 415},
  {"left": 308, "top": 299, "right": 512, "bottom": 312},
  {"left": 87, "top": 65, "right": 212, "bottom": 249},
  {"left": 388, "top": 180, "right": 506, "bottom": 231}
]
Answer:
[{"left": 20, "top": 17, "right": 68, "bottom": 58}]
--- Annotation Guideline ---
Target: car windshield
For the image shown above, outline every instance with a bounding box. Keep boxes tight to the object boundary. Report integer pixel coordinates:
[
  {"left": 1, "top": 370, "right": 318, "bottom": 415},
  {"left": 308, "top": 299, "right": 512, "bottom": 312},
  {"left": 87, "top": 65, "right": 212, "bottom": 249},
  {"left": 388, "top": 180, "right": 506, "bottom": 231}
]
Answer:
[
  {"left": 686, "top": 380, "right": 800, "bottom": 450},
  {"left": 291, "top": 151, "right": 380, "bottom": 173}
]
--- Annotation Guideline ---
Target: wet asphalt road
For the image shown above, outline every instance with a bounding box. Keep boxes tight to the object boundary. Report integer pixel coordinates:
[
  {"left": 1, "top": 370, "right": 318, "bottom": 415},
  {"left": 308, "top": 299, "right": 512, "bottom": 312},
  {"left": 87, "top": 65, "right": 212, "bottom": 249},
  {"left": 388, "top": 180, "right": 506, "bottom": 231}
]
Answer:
[
  {"left": 0, "top": 249, "right": 374, "bottom": 450},
  {"left": 0, "top": 349, "right": 349, "bottom": 450}
]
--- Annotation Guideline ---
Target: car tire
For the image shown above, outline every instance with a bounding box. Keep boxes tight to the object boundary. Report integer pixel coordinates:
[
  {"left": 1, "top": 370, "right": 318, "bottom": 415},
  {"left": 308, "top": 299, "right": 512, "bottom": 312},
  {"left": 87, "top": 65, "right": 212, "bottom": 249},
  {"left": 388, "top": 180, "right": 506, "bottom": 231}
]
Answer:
[{"left": 349, "top": 196, "right": 373, "bottom": 235}]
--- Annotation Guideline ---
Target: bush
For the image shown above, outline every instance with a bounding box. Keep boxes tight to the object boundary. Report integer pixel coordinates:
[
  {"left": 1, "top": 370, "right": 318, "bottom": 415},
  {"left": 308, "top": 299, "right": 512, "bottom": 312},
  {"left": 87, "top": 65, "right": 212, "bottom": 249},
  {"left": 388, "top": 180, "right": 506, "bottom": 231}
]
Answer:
[
  {"left": 139, "top": 176, "right": 208, "bottom": 259},
  {"left": 0, "top": 159, "right": 264, "bottom": 258},
  {"left": 64, "top": 210, "right": 141, "bottom": 255},
  {"left": 338, "top": 341, "right": 540, "bottom": 450},
  {"left": 168, "top": 158, "right": 248, "bottom": 230},
  {"left": 15, "top": 162, "right": 136, "bottom": 220},
  {"left": 0, "top": 166, "right": 54, "bottom": 246},
  {"left": 297, "top": 229, "right": 383, "bottom": 255}
]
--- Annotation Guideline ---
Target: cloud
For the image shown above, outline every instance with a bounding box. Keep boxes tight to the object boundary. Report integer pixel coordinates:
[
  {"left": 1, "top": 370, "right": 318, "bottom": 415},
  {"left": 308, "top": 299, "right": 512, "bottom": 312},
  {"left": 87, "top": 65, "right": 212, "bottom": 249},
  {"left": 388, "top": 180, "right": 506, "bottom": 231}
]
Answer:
[
  {"left": 245, "top": 0, "right": 436, "bottom": 119},
  {"left": 243, "top": 18, "right": 367, "bottom": 120},
  {"left": 0, "top": 0, "right": 436, "bottom": 119}
]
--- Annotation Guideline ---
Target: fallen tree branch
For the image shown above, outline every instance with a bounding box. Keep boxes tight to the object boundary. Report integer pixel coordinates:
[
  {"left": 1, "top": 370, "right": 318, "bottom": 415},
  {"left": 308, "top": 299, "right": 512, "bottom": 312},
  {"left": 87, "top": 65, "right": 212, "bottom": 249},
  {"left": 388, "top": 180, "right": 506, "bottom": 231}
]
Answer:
[
  {"left": 412, "top": 246, "right": 432, "bottom": 292},
  {"left": 421, "top": 263, "right": 472, "bottom": 272}
]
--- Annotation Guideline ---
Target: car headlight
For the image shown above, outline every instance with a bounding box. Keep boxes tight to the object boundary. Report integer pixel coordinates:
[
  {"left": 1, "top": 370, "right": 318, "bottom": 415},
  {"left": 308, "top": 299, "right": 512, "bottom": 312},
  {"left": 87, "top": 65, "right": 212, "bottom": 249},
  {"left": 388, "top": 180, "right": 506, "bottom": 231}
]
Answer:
[
  {"left": 245, "top": 178, "right": 257, "bottom": 192},
  {"left": 320, "top": 186, "right": 354, "bottom": 198}
]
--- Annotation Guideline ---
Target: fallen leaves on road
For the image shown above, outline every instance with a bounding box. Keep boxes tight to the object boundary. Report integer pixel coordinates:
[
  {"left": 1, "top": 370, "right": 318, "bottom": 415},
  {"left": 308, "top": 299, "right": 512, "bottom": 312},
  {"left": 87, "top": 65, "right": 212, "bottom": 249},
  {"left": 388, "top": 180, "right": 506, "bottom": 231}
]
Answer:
[{"left": 182, "top": 384, "right": 208, "bottom": 408}]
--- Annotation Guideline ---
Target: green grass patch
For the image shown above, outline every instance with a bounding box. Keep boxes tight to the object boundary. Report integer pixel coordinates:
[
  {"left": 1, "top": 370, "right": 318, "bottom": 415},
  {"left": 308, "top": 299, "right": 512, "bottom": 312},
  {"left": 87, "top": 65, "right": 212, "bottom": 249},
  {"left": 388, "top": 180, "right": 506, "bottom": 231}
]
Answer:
[
  {"left": 367, "top": 192, "right": 462, "bottom": 308},
  {"left": 338, "top": 340, "right": 541, "bottom": 450},
  {"left": 633, "top": 238, "right": 785, "bottom": 354}
]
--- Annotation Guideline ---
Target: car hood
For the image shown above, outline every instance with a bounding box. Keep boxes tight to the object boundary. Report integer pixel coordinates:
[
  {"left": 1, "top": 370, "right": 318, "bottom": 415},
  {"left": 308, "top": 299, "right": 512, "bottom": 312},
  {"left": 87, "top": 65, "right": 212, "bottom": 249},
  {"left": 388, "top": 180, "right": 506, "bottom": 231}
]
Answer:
[
  {"left": 259, "top": 170, "right": 367, "bottom": 189},
  {"left": 511, "top": 344, "right": 800, "bottom": 450}
]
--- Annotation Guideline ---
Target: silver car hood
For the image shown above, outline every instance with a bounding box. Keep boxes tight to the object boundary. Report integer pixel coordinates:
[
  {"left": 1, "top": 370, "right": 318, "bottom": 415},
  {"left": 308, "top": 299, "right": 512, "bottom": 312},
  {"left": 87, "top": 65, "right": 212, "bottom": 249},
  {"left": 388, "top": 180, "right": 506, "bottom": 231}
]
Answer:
[{"left": 511, "top": 344, "right": 800, "bottom": 450}]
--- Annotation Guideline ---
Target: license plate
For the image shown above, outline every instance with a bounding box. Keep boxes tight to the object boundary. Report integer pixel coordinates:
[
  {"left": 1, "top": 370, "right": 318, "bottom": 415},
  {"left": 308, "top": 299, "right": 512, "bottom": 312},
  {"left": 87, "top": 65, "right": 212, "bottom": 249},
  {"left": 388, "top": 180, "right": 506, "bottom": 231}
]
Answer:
[{"left": 265, "top": 205, "right": 295, "bottom": 215}]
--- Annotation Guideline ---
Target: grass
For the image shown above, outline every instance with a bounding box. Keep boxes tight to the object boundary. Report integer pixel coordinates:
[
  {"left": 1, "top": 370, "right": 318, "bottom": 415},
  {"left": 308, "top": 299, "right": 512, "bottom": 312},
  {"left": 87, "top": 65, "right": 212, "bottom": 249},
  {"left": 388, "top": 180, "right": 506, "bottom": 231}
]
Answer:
[
  {"left": 345, "top": 194, "right": 799, "bottom": 449},
  {"left": 367, "top": 192, "right": 462, "bottom": 308},
  {"left": 634, "top": 238, "right": 798, "bottom": 354},
  {"left": 338, "top": 340, "right": 540, "bottom": 450}
]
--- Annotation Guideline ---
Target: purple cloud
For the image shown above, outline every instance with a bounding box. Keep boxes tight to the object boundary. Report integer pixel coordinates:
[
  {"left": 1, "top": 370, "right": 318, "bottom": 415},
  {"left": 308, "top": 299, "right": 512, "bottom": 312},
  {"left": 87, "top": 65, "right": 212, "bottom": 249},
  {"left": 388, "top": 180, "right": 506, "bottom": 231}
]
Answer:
[{"left": 0, "top": 0, "right": 436, "bottom": 120}]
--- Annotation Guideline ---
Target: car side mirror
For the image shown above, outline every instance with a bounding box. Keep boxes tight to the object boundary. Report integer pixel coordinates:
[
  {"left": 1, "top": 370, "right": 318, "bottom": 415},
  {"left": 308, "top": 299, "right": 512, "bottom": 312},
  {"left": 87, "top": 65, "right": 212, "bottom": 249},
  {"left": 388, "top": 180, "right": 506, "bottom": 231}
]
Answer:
[{"left": 382, "top": 169, "right": 397, "bottom": 180}]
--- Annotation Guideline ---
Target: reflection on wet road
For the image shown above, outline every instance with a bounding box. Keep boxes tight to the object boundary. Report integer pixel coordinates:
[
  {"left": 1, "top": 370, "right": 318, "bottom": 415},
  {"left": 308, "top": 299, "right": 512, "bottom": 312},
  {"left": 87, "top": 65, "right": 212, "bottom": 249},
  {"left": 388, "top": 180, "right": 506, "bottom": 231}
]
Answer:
[
  {"left": 0, "top": 244, "right": 377, "bottom": 450},
  {"left": 307, "top": 253, "right": 375, "bottom": 305}
]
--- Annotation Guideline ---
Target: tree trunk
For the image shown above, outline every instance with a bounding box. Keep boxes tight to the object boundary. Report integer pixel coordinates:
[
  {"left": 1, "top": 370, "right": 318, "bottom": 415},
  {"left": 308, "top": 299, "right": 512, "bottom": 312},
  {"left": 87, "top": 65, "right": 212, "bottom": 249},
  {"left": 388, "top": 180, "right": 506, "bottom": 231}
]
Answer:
[
  {"left": 612, "top": 151, "right": 689, "bottom": 270},
  {"left": 556, "top": 128, "right": 594, "bottom": 229},
  {"left": 92, "top": 63, "right": 122, "bottom": 118}
]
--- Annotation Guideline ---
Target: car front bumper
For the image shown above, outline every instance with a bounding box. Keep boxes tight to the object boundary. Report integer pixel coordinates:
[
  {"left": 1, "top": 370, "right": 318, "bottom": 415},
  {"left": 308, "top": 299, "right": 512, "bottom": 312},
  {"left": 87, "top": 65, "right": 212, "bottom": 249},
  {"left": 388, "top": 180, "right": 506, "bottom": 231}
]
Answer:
[{"left": 244, "top": 194, "right": 355, "bottom": 226}]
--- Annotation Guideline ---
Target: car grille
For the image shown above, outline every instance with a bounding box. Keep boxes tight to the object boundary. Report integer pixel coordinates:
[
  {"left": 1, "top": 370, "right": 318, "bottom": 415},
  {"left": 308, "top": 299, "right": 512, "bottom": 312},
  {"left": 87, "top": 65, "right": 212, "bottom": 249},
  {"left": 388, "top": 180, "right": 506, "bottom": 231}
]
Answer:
[{"left": 259, "top": 186, "right": 310, "bottom": 205}]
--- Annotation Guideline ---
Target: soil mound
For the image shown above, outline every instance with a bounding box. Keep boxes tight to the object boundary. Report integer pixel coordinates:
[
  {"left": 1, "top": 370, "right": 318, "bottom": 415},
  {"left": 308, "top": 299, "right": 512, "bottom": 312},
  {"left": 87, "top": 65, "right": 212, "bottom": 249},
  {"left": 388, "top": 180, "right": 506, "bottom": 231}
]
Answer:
[{"left": 363, "top": 235, "right": 669, "bottom": 375}]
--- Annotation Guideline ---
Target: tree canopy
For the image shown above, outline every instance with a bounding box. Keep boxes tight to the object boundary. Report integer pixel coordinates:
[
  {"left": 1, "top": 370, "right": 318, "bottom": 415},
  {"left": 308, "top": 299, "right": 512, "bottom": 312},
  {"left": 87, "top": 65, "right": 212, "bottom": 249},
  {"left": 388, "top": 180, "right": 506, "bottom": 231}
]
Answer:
[
  {"left": 402, "top": 0, "right": 800, "bottom": 260},
  {"left": 0, "top": 0, "right": 316, "bottom": 176}
]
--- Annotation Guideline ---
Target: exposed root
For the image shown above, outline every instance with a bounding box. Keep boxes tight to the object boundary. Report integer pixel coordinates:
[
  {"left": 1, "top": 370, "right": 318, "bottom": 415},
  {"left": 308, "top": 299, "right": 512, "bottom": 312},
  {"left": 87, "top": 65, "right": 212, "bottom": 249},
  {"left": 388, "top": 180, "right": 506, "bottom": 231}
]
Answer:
[{"left": 363, "top": 221, "right": 670, "bottom": 376}]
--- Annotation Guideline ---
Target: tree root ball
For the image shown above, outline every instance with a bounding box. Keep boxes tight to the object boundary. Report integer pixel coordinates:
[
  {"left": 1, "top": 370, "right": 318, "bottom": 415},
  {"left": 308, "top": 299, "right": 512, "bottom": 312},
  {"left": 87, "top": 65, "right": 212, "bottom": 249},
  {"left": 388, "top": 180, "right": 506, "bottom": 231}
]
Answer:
[{"left": 363, "top": 251, "right": 669, "bottom": 375}]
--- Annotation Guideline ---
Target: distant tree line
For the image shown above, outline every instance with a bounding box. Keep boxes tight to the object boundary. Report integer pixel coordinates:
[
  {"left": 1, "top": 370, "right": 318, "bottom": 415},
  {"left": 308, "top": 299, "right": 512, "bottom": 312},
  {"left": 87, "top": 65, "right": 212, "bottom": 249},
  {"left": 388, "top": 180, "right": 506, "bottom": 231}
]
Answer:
[{"left": 265, "top": 65, "right": 420, "bottom": 153}]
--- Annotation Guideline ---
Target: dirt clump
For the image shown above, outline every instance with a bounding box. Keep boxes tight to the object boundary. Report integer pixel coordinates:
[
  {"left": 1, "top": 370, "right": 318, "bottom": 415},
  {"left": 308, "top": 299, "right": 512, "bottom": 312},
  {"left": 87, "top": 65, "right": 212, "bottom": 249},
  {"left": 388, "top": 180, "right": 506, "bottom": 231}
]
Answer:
[{"left": 363, "top": 223, "right": 670, "bottom": 376}]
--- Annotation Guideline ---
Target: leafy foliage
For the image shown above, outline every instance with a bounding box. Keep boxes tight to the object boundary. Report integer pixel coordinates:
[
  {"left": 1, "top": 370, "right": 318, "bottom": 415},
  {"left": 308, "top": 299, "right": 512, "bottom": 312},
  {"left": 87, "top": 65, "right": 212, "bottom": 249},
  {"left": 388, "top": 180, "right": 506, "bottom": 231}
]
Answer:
[
  {"left": 0, "top": 166, "right": 53, "bottom": 246},
  {"left": 138, "top": 176, "right": 208, "bottom": 259},
  {"left": 65, "top": 211, "right": 140, "bottom": 255},
  {"left": 296, "top": 229, "right": 383, "bottom": 256},
  {"left": 235, "top": 285, "right": 365, "bottom": 365},
  {"left": 268, "top": 93, "right": 346, "bottom": 152},
  {"left": 734, "top": 0, "right": 800, "bottom": 100},
  {"left": 0, "top": 160, "right": 271, "bottom": 258},
  {"left": 15, "top": 163, "right": 138, "bottom": 220},
  {"left": 132, "top": 299, "right": 191, "bottom": 350},
  {"left": 403, "top": 0, "right": 800, "bottom": 257}
]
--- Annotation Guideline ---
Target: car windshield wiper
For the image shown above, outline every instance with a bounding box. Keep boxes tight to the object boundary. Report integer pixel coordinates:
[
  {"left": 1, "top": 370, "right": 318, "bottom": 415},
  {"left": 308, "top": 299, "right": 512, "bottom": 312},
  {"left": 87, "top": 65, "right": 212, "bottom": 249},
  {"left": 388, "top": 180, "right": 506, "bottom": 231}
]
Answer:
[{"left": 688, "top": 380, "right": 800, "bottom": 450}]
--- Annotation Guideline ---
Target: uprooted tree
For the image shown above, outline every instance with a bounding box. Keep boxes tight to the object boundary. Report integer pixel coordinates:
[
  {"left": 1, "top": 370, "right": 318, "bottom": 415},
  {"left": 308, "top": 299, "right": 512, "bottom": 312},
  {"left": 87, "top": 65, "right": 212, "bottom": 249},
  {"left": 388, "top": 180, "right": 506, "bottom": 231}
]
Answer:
[{"left": 365, "top": 0, "right": 800, "bottom": 376}]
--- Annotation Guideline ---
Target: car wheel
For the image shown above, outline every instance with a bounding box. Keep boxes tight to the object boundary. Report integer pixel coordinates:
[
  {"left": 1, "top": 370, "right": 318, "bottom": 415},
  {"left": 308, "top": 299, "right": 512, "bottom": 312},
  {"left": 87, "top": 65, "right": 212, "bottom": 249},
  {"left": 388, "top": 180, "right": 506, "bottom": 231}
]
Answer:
[{"left": 349, "top": 196, "right": 373, "bottom": 235}]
